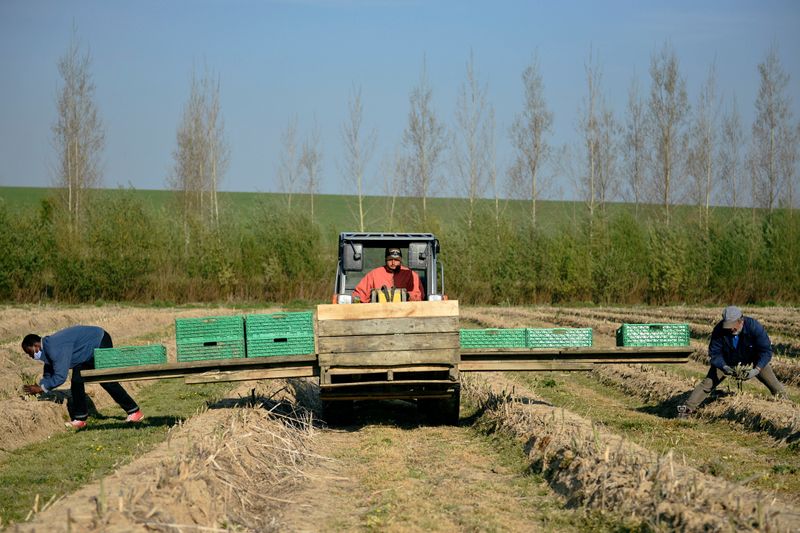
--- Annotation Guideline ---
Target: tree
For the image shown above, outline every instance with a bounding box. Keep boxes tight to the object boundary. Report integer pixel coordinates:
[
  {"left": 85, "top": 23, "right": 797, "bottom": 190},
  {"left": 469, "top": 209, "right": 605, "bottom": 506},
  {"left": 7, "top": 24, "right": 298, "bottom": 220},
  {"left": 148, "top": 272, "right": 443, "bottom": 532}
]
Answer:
[
  {"left": 749, "top": 46, "right": 797, "bottom": 211},
  {"left": 647, "top": 42, "right": 689, "bottom": 223},
  {"left": 341, "top": 86, "right": 376, "bottom": 232},
  {"left": 402, "top": 58, "right": 447, "bottom": 221},
  {"left": 509, "top": 53, "right": 553, "bottom": 229},
  {"left": 169, "top": 65, "right": 229, "bottom": 241},
  {"left": 622, "top": 75, "right": 648, "bottom": 214},
  {"left": 453, "top": 51, "right": 493, "bottom": 230},
  {"left": 51, "top": 29, "right": 105, "bottom": 231},
  {"left": 718, "top": 94, "right": 745, "bottom": 207},
  {"left": 687, "top": 62, "right": 718, "bottom": 229},
  {"left": 300, "top": 120, "right": 323, "bottom": 222},
  {"left": 277, "top": 116, "right": 301, "bottom": 212}
]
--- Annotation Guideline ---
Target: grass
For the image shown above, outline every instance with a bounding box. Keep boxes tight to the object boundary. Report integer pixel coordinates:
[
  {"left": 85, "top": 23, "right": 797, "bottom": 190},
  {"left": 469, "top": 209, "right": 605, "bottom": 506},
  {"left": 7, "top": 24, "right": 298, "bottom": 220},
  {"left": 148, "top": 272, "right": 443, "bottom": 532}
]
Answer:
[
  {"left": 0, "top": 378, "right": 235, "bottom": 525},
  {"left": 507, "top": 371, "right": 800, "bottom": 499}
]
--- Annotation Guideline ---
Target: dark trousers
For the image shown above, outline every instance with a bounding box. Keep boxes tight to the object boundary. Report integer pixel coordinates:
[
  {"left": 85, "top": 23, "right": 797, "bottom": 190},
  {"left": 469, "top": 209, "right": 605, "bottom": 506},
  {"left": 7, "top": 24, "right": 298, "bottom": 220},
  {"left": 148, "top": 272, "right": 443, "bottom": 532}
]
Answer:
[
  {"left": 71, "top": 331, "right": 139, "bottom": 421},
  {"left": 685, "top": 363, "right": 786, "bottom": 410}
]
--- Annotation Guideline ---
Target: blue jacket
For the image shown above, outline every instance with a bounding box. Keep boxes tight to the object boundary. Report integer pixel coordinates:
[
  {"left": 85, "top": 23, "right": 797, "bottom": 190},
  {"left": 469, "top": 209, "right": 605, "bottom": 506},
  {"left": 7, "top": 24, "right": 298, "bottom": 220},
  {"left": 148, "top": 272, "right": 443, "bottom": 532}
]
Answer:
[
  {"left": 40, "top": 325, "right": 104, "bottom": 391},
  {"left": 708, "top": 316, "right": 772, "bottom": 371}
]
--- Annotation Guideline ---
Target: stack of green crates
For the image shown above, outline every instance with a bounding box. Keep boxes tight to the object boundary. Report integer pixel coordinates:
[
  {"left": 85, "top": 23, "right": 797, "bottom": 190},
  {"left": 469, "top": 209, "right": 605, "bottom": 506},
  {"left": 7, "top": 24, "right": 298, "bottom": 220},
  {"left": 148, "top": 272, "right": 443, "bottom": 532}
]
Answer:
[
  {"left": 527, "top": 328, "right": 593, "bottom": 348},
  {"left": 246, "top": 311, "right": 315, "bottom": 357},
  {"left": 176, "top": 315, "right": 245, "bottom": 362},
  {"left": 616, "top": 323, "right": 690, "bottom": 347},
  {"left": 94, "top": 344, "right": 167, "bottom": 369},
  {"left": 460, "top": 328, "right": 527, "bottom": 349}
]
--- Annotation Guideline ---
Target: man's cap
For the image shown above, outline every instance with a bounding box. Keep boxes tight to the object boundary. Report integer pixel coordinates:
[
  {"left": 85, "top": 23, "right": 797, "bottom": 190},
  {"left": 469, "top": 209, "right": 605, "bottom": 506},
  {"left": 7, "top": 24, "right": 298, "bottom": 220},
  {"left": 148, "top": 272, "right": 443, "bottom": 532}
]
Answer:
[
  {"left": 385, "top": 247, "right": 402, "bottom": 259},
  {"left": 721, "top": 305, "right": 743, "bottom": 328}
]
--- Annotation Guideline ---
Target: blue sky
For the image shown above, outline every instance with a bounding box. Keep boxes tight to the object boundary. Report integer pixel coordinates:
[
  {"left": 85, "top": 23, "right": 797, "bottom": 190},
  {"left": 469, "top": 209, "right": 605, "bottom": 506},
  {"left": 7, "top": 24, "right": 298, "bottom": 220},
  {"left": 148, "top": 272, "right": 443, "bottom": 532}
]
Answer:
[{"left": 1, "top": 0, "right": 798, "bottom": 198}]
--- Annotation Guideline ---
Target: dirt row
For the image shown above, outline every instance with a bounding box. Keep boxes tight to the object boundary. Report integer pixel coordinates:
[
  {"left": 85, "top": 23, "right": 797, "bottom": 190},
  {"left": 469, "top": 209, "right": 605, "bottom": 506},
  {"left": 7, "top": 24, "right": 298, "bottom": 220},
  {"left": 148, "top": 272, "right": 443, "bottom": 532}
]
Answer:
[
  {"left": 10, "top": 379, "right": 315, "bottom": 532},
  {"left": 461, "top": 374, "right": 800, "bottom": 532}
]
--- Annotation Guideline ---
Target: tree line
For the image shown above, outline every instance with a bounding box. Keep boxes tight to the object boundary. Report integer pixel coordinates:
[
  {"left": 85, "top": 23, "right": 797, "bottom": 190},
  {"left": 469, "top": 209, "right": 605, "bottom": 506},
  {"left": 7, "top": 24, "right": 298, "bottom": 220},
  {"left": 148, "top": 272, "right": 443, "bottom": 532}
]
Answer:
[{"left": 3, "top": 32, "right": 798, "bottom": 305}]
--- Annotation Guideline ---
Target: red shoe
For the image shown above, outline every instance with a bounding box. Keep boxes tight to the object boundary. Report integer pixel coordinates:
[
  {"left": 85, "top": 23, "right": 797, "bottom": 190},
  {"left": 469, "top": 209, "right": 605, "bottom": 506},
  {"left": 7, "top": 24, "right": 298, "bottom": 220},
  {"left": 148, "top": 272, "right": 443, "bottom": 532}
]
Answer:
[
  {"left": 66, "top": 419, "right": 87, "bottom": 429},
  {"left": 126, "top": 410, "right": 144, "bottom": 423}
]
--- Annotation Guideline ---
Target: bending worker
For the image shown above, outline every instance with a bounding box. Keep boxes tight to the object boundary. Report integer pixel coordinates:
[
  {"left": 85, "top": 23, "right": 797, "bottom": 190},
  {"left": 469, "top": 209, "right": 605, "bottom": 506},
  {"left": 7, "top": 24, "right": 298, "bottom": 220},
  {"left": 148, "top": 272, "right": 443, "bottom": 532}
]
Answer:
[
  {"left": 21, "top": 325, "right": 144, "bottom": 429},
  {"left": 352, "top": 247, "right": 423, "bottom": 303},
  {"left": 678, "top": 305, "right": 786, "bottom": 418}
]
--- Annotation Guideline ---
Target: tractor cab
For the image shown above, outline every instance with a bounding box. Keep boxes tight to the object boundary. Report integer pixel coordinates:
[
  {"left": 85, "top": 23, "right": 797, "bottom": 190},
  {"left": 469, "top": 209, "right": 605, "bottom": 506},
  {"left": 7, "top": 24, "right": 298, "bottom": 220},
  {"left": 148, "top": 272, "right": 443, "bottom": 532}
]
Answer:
[{"left": 333, "top": 232, "right": 444, "bottom": 304}]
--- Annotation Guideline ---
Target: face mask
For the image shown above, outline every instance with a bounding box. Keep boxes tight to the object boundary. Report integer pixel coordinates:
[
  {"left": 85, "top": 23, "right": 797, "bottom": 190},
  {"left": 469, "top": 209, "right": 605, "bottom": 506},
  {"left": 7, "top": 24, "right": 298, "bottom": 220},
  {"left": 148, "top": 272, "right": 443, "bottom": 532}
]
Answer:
[{"left": 33, "top": 350, "right": 43, "bottom": 361}]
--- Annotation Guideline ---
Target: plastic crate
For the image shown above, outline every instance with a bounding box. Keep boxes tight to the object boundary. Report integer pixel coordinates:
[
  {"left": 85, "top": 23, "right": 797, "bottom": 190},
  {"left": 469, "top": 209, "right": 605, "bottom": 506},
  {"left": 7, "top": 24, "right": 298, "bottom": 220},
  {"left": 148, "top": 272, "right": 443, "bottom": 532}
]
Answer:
[
  {"left": 616, "top": 323, "right": 690, "bottom": 347},
  {"left": 94, "top": 344, "right": 167, "bottom": 369},
  {"left": 176, "top": 339, "right": 246, "bottom": 362},
  {"left": 527, "top": 328, "right": 593, "bottom": 348},
  {"left": 460, "top": 328, "right": 527, "bottom": 349},
  {"left": 247, "top": 336, "right": 315, "bottom": 358},
  {"left": 246, "top": 311, "right": 314, "bottom": 340},
  {"left": 175, "top": 315, "right": 244, "bottom": 344},
  {"left": 176, "top": 315, "right": 245, "bottom": 362}
]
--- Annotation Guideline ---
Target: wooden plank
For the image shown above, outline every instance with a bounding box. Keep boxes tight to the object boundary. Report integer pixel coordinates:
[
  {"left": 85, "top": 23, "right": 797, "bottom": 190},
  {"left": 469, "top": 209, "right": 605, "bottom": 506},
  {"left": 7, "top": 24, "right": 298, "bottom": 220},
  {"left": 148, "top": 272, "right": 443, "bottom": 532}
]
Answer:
[
  {"left": 82, "top": 354, "right": 318, "bottom": 383},
  {"left": 318, "top": 348, "right": 460, "bottom": 367},
  {"left": 321, "top": 391, "right": 454, "bottom": 401},
  {"left": 320, "top": 379, "right": 455, "bottom": 389},
  {"left": 326, "top": 365, "right": 451, "bottom": 375},
  {"left": 184, "top": 366, "right": 316, "bottom": 384},
  {"left": 318, "top": 332, "right": 459, "bottom": 354},
  {"left": 459, "top": 361, "right": 594, "bottom": 372},
  {"left": 460, "top": 347, "right": 693, "bottom": 357},
  {"left": 316, "top": 300, "right": 458, "bottom": 321},
  {"left": 317, "top": 316, "right": 458, "bottom": 337}
]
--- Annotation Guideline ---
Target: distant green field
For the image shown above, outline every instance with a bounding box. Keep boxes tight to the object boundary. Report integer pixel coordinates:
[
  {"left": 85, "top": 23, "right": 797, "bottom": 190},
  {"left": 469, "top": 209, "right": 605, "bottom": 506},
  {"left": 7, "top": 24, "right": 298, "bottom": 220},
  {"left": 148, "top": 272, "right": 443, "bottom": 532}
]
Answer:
[{"left": 0, "top": 185, "right": 728, "bottom": 240}]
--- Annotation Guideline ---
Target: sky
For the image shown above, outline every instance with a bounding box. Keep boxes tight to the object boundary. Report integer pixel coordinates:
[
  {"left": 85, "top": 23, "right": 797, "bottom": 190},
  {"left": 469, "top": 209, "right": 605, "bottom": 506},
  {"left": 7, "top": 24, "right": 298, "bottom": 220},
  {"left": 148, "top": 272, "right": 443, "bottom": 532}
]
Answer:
[{"left": 1, "top": 0, "right": 799, "bottom": 199}]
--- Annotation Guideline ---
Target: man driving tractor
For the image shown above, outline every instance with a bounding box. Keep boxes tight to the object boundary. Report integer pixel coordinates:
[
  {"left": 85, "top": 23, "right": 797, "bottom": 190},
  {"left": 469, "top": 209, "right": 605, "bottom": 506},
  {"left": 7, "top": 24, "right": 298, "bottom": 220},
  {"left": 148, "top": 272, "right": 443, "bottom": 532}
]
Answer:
[{"left": 352, "top": 247, "right": 423, "bottom": 303}]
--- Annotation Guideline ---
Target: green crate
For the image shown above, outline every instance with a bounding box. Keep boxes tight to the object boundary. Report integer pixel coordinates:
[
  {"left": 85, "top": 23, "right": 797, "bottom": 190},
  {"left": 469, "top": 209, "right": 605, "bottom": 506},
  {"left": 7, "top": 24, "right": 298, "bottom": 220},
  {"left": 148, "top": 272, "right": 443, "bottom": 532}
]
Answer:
[
  {"left": 246, "top": 311, "right": 314, "bottom": 341},
  {"left": 247, "top": 335, "right": 315, "bottom": 358},
  {"left": 460, "top": 328, "right": 527, "bottom": 349},
  {"left": 616, "top": 323, "right": 690, "bottom": 347},
  {"left": 94, "top": 344, "right": 167, "bottom": 369},
  {"left": 176, "top": 339, "right": 246, "bottom": 362},
  {"left": 175, "top": 315, "right": 244, "bottom": 344},
  {"left": 527, "top": 328, "right": 593, "bottom": 348}
]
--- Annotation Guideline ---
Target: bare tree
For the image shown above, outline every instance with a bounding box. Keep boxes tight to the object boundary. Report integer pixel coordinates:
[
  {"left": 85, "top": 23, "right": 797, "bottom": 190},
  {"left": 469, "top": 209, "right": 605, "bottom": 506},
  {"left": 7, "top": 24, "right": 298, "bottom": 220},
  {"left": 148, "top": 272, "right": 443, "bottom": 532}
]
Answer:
[
  {"left": 169, "top": 65, "right": 229, "bottom": 241},
  {"left": 452, "top": 51, "right": 493, "bottom": 229},
  {"left": 577, "top": 51, "right": 601, "bottom": 222},
  {"left": 51, "top": 29, "right": 105, "bottom": 231},
  {"left": 277, "top": 116, "right": 301, "bottom": 212},
  {"left": 205, "top": 74, "right": 229, "bottom": 227},
  {"left": 718, "top": 94, "right": 745, "bottom": 207},
  {"left": 509, "top": 53, "right": 553, "bottom": 228},
  {"left": 381, "top": 148, "right": 405, "bottom": 230},
  {"left": 300, "top": 119, "right": 323, "bottom": 222},
  {"left": 647, "top": 42, "right": 690, "bottom": 223},
  {"left": 749, "top": 46, "right": 796, "bottom": 211},
  {"left": 688, "top": 62, "right": 718, "bottom": 229},
  {"left": 402, "top": 58, "right": 447, "bottom": 221},
  {"left": 341, "top": 86, "right": 376, "bottom": 232},
  {"left": 597, "top": 104, "right": 619, "bottom": 211},
  {"left": 622, "top": 75, "right": 648, "bottom": 214}
]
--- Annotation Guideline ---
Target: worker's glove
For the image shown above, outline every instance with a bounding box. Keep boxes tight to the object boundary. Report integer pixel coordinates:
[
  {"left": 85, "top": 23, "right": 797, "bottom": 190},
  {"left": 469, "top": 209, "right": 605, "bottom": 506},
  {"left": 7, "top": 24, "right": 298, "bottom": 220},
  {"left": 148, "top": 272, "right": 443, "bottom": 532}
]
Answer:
[
  {"left": 721, "top": 365, "right": 734, "bottom": 376},
  {"left": 745, "top": 368, "right": 760, "bottom": 380}
]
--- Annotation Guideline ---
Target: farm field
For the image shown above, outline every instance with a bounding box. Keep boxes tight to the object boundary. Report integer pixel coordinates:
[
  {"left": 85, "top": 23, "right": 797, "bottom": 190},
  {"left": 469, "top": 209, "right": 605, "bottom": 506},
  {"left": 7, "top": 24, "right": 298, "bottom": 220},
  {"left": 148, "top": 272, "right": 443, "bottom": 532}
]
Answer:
[{"left": 1, "top": 304, "right": 798, "bottom": 531}]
